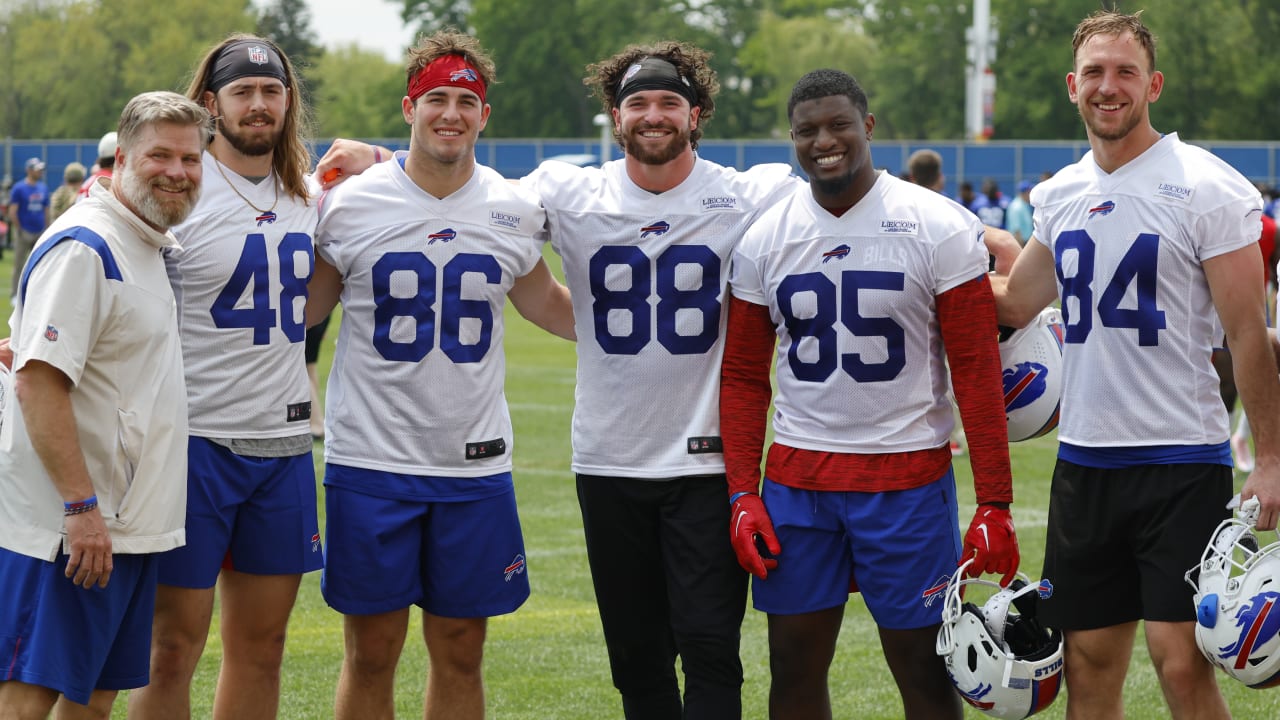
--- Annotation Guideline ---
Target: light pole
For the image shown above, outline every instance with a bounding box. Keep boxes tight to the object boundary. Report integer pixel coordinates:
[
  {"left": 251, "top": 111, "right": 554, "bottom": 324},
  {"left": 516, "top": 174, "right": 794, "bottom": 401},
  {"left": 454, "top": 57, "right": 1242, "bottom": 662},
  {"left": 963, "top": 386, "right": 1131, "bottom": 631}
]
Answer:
[
  {"left": 593, "top": 113, "right": 611, "bottom": 165},
  {"left": 965, "top": 0, "right": 997, "bottom": 140}
]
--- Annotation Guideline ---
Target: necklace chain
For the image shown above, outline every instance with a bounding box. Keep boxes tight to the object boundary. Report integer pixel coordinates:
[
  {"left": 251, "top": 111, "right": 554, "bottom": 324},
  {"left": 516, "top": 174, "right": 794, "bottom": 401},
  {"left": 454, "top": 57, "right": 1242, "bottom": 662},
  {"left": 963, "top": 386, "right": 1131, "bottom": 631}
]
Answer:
[{"left": 213, "top": 156, "right": 279, "bottom": 215}]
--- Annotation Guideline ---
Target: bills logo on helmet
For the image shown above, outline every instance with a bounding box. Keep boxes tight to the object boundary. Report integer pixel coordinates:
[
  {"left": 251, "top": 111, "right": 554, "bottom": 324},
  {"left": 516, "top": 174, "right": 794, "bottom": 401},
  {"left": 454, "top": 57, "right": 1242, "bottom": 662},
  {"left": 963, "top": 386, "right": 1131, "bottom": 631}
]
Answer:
[
  {"left": 921, "top": 576, "right": 949, "bottom": 607},
  {"left": 1000, "top": 310, "right": 1064, "bottom": 442},
  {"left": 954, "top": 679, "right": 997, "bottom": 711},
  {"left": 1003, "top": 361, "right": 1050, "bottom": 413},
  {"left": 256, "top": 210, "right": 277, "bottom": 226},
  {"left": 248, "top": 46, "right": 268, "bottom": 65},
  {"left": 1218, "top": 591, "right": 1280, "bottom": 671},
  {"left": 821, "top": 244, "right": 851, "bottom": 263},
  {"left": 1088, "top": 200, "right": 1116, "bottom": 218},
  {"left": 504, "top": 554, "right": 526, "bottom": 582},
  {"left": 451, "top": 68, "right": 478, "bottom": 83},
  {"left": 1037, "top": 579, "right": 1054, "bottom": 599},
  {"left": 428, "top": 228, "right": 457, "bottom": 244},
  {"left": 640, "top": 220, "right": 670, "bottom": 238}
]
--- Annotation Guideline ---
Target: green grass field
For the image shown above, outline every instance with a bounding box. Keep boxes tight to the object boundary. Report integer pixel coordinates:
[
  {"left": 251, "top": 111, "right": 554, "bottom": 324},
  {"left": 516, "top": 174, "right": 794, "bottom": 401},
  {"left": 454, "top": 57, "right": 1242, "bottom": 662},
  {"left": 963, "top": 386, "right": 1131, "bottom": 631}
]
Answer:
[{"left": 0, "top": 245, "right": 1274, "bottom": 719}]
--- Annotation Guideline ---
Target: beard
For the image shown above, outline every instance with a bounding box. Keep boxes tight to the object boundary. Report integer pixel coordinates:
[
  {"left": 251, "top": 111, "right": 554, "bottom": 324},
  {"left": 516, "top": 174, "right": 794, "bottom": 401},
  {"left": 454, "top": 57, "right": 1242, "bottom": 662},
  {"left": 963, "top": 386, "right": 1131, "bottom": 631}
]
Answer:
[
  {"left": 621, "top": 122, "right": 690, "bottom": 166},
  {"left": 117, "top": 165, "right": 200, "bottom": 229},
  {"left": 217, "top": 114, "right": 282, "bottom": 157},
  {"left": 812, "top": 169, "right": 856, "bottom": 197}
]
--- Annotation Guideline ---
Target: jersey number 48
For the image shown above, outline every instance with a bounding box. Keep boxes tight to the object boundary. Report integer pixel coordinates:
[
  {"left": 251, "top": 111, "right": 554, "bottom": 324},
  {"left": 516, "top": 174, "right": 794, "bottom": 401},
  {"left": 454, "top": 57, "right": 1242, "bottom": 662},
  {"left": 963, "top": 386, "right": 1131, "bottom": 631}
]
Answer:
[{"left": 210, "top": 233, "right": 313, "bottom": 345}]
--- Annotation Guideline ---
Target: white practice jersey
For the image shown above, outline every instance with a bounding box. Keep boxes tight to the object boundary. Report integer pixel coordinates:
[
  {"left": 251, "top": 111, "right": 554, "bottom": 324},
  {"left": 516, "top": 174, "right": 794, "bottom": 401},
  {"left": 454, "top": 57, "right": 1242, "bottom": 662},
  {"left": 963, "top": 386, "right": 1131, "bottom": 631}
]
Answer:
[
  {"left": 1032, "top": 133, "right": 1263, "bottom": 447},
  {"left": 167, "top": 152, "right": 317, "bottom": 439},
  {"left": 524, "top": 157, "right": 799, "bottom": 478},
  {"left": 731, "top": 172, "right": 988, "bottom": 453},
  {"left": 317, "top": 160, "right": 545, "bottom": 476}
]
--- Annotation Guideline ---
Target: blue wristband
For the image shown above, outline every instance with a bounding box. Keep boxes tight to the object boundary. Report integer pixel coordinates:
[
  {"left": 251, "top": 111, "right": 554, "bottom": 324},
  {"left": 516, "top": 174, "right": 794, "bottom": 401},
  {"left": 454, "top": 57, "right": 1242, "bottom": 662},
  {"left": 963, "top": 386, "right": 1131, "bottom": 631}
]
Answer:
[
  {"left": 729, "top": 491, "right": 752, "bottom": 505},
  {"left": 64, "top": 495, "right": 98, "bottom": 515}
]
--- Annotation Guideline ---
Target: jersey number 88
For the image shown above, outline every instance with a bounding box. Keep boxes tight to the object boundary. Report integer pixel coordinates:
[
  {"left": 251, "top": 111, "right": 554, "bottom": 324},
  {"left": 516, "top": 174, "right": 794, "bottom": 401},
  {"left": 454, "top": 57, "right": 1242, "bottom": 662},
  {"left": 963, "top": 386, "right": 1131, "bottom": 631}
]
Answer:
[{"left": 589, "top": 244, "right": 720, "bottom": 355}]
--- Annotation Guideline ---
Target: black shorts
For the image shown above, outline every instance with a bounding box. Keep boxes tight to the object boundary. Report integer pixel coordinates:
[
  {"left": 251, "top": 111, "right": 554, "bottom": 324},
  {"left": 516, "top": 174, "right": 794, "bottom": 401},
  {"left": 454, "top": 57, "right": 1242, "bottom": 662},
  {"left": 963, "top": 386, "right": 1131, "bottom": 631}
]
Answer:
[{"left": 1040, "top": 459, "right": 1232, "bottom": 630}]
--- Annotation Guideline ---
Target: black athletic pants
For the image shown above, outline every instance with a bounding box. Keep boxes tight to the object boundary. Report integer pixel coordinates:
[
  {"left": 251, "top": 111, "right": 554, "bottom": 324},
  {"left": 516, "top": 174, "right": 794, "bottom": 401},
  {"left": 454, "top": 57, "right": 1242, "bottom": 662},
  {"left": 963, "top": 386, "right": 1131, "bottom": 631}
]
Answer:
[{"left": 577, "top": 473, "right": 748, "bottom": 720}]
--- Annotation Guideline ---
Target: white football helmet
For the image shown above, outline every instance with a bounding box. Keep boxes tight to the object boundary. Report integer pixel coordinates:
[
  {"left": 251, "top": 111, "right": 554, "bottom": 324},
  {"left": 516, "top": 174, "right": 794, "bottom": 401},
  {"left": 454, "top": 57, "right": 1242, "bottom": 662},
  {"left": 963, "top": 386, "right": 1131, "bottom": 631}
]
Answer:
[
  {"left": 999, "top": 308, "right": 1065, "bottom": 442},
  {"left": 1186, "top": 497, "right": 1280, "bottom": 688},
  {"left": 936, "top": 562, "right": 1064, "bottom": 719}
]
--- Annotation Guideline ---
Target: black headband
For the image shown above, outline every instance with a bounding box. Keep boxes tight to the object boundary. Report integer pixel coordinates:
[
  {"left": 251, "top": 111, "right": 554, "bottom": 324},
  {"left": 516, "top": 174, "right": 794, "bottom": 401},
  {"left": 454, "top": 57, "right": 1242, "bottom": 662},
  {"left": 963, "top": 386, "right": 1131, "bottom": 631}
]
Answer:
[
  {"left": 615, "top": 57, "right": 698, "bottom": 108},
  {"left": 208, "top": 40, "right": 287, "bottom": 93}
]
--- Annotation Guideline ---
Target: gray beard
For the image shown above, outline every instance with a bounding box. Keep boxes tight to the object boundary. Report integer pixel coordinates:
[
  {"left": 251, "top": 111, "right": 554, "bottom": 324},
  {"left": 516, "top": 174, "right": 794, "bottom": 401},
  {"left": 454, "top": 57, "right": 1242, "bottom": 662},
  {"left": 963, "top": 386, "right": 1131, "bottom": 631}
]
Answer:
[{"left": 118, "top": 166, "right": 199, "bottom": 228}]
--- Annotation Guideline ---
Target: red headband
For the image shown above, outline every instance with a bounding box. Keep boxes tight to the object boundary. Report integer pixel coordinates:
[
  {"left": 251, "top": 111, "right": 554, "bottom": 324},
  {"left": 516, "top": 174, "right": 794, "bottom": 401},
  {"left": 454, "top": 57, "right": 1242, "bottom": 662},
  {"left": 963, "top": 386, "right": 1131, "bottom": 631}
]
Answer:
[{"left": 407, "top": 54, "right": 486, "bottom": 104}]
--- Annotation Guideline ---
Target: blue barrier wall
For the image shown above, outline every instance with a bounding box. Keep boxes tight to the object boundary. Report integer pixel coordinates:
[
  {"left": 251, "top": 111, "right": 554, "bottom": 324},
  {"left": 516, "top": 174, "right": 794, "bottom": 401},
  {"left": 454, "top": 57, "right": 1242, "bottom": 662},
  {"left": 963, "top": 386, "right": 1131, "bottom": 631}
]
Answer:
[{"left": 7, "top": 137, "right": 1280, "bottom": 202}]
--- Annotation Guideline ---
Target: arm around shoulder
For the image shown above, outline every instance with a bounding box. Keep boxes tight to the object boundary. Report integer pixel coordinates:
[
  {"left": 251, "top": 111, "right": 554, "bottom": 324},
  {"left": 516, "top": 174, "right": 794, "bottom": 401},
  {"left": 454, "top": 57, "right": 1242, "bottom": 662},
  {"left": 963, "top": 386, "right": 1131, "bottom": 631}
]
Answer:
[{"left": 315, "top": 139, "right": 392, "bottom": 188}]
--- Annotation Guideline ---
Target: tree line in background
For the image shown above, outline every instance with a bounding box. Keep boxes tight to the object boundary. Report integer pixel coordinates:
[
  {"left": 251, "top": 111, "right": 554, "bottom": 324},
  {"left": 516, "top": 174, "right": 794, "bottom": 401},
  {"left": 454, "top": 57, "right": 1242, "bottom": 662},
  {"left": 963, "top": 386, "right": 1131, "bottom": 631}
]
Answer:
[{"left": 3, "top": 0, "right": 1280, "bottom": 143}]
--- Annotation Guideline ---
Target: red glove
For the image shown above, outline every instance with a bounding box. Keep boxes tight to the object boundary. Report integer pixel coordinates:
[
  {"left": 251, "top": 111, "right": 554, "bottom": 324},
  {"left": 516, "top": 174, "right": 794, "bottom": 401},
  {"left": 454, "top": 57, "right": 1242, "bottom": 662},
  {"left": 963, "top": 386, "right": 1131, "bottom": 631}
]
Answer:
[
  {"left": 961, "top": 504, "right": 1019, "bottom": 586},
  {"left": 730, "top": 493, "right": 781, "bottom": 580}
]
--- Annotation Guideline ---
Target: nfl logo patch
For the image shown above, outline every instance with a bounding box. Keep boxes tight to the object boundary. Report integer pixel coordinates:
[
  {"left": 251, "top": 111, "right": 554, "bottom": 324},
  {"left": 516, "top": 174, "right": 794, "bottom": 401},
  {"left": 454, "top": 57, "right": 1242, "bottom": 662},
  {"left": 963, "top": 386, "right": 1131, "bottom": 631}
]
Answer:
[
  {"left": 249, "top": 46, "right": 268, "bottom": 65},
  {"left": 44, "top": 325, "right": 59, "bottom": 342}
]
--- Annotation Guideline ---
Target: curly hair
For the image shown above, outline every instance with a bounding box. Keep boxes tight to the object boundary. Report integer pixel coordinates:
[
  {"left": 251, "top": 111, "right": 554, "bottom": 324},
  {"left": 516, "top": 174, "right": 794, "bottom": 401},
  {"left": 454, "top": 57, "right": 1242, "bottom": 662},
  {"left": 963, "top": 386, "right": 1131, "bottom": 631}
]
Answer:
[
  {"left": 406, "top": 30, "right": 498, "bottom": 95},
  {"left": 585, "top": 41, "right": 718, "bottom": 149},
  {"left": 1072, "top": 10, "right": 1157, "bottom": 72},
  {"left": 187, "top": 33, "right": 313, "bottom": 204}
]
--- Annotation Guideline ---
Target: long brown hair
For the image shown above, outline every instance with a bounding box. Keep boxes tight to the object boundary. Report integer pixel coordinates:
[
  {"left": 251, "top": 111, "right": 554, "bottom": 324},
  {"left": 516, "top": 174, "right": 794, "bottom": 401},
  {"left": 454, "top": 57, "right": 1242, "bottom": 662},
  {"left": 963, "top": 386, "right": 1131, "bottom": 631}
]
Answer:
[{"left": 186, "top": 33, "right": 314, "bottom": 204}]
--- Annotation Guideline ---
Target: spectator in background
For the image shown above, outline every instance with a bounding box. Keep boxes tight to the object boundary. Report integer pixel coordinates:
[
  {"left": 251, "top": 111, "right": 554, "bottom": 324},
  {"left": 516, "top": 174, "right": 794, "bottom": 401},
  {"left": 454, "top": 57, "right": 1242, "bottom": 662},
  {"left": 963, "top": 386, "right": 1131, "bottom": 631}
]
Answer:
[
  {"left": 0, "top": 178, "right": 10, "bottom": 257},
  {"left": 78, "top": 131, "right": 118, "bottom": 202},
  {"left": 48, "top": 162, "right": 86, "bottom": 223},
  {"left": 955, "top": 180, "right": 987, "bottom": 217},
  {"left": 906, "top": 148, "right": 945, "bottom": 192},
  {"left": 7, "top": 158, "right": 49, "bottom": 301},
  {"left": 1005, "top": 179, "right": 1034, "bottom": 245},
  {"left": 976, "top": 177, "right": 1008, "bottom": 229},
  {"left": 1262, "top": 183, "right": 1280, "bottom": 219}
]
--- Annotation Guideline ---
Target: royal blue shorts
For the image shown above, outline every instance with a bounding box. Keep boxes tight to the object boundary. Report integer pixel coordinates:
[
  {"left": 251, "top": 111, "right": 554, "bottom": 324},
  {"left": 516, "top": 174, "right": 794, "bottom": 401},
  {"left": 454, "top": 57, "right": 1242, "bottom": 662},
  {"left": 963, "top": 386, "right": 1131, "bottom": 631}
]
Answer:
[
  {"left": 751, "top": 470, "right": 962, "bottom": 630},
  {"left": 320, "top": 466, "right": 530, "bottom": 618},
  {"left": 157, "top": 437, "right": 322, "bottom": 588},
  {"left": 0, "top": 547, "right": 157, "bottom": 704}
]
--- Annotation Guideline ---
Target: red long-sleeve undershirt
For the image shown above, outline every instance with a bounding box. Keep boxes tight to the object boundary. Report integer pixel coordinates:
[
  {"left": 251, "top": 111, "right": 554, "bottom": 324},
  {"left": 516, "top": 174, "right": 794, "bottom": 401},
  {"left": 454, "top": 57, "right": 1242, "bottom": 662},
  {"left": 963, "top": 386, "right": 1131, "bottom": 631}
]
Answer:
[{"left": 719, "top": 276, "right": 1013, "bottom": 505}]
